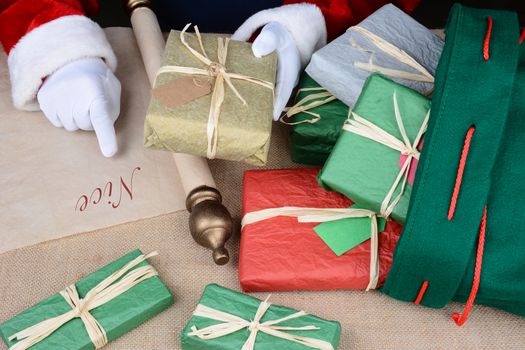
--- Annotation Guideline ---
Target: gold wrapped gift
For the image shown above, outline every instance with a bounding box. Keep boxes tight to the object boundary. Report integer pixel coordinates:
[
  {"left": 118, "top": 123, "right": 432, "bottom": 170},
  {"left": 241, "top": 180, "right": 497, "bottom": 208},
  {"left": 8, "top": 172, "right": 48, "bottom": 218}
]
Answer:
[{"left": 144, "top": 25, "right": 277, "bottom": 165}]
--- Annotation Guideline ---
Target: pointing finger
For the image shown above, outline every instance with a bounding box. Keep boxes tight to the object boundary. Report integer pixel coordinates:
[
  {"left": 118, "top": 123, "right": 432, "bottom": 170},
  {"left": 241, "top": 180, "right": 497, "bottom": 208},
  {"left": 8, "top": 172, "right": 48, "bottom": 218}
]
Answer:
[{"left": 90, "top": 99, "right": 118, "bottom": 157}]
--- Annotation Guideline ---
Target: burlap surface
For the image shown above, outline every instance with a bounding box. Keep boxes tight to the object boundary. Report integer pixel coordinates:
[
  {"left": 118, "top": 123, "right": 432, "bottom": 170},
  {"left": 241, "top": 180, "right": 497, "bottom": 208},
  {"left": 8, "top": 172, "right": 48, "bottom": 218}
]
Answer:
[{"left": 1, "top": 28, "right": 524, "bottom": 348}]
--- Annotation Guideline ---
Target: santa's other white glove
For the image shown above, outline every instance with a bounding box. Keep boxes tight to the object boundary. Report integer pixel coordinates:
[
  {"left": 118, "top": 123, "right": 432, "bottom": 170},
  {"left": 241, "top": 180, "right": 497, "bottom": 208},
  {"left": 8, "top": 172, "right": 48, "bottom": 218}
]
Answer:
[
  {"left": 37, "top": 57, "right": 121, "bottom": 157},
  {"left": 233, "top": 22, "right": 301, "bottom": 120},
  {"left": 232, "top": 4, "right": 327, "bottom": 120}
]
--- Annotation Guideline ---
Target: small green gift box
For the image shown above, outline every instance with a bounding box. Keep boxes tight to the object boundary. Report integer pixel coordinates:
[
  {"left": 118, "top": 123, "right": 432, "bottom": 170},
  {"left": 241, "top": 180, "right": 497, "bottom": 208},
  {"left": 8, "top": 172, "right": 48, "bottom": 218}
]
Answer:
[
  {"left": 181, "top": 284, "right": 341, "bottom": 349},
  {"left": 318, "top": 74, "right": 431, "bottom": 224},
  {"left": 286, "top": 73, "right": 349, "bottom": 166},
  {"left": 0, "top": 250, "right": 173, "bottom": 350},
  {"left": 144, "top": 25, "right": 277, "bottom": 165}
]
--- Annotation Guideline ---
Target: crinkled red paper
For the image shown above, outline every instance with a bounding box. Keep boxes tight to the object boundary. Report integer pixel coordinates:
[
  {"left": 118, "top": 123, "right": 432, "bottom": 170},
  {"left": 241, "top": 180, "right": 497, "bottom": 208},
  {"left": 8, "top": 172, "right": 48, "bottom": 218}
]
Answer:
[{"left": 239, "top": 168, "right": 402, "bottom": 292}]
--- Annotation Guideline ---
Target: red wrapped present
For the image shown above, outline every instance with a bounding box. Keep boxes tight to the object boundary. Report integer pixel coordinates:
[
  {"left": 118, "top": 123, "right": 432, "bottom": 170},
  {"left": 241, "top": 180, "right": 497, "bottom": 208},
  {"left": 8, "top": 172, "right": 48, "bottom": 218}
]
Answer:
[{"left": 239, "top": 168, "right": 402, "bottom": 292}]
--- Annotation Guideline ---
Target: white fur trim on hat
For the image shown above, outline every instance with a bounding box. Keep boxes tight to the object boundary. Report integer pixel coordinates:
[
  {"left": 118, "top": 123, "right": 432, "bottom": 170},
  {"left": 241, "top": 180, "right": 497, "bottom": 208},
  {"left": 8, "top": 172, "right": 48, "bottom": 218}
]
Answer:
[
  {"left": 233, "top": 3, "right": 327, "bottom": 67},
  {"left": 8, "top": 15, "right": 117, "bottom": 111}
]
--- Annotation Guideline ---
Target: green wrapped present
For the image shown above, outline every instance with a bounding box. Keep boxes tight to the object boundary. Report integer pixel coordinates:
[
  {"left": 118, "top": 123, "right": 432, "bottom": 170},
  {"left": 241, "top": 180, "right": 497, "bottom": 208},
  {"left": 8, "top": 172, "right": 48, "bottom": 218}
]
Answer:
[
  {"left": 145, "top": 24, "right": 277, "bottom": 165},
  {"left": 181, "top": 284, "right": 340, "bottom": 349},
  {"left": 318, "top": 74, "right": 431, "bottom": 224},
  {"left": 0, "top": 250, "right": 173, "bottom": 350},
  {"left": 284, "top": 73, "right": 349, "bottom": 166}
]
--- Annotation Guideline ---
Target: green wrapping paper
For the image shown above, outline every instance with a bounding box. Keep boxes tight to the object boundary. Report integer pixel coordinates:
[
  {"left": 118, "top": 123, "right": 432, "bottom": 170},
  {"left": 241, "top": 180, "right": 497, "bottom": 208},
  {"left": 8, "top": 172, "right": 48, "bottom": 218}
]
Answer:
[
  {"left": 318, "top": 74, "right": 431, "bottom": 224},
  {"left": 0, "top": 250, "right": 173, "bottom": 350},
  {"left": 144, "top": 28, "right": 277, "bottom": 165},
  {"left": 288, "top": 74, "right": 349, "bottom": 165},
  {"left": 181, "top": 284, "right": 341, "bottom": 349}
]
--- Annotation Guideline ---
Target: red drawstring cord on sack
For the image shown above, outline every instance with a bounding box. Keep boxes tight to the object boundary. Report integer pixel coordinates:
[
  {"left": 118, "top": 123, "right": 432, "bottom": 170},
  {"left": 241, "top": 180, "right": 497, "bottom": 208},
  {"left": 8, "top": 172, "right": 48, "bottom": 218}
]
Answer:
[
  {"left": 414, "top": 281, "right": 429, "bottom": 305},
  {"left": 413, "top": 18, "right": 497, "bottom": 323},
  {"left": 448, "top": 127, "right": 475, "bottom": 220},
  {"left": 452, "top": 207, "right": 487, "bottom": 326},
  {"left": 520, "top": 28, "right": 525, "bottom": 45},
  {"left": 414, "top": 128, "right": 485, "bottom": 326},
  {"left": 412, "top": 210, "right": 487, "bottom": 326},
  {"left": 447, "top": 128, "right": 486, "bottom": 326},
  {"left": 449, "top": 17, "right": 493, "bottom": 325},
  {"left": 483, "top": 17, "right": 493, "bottom": 60}
]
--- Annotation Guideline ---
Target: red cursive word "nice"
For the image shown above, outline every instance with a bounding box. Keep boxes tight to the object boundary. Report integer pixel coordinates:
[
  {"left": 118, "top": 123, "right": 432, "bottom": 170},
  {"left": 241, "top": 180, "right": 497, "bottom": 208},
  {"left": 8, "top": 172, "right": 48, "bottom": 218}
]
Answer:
[{"left": 75, "top": 166, "right": 141, "bottom": 212}]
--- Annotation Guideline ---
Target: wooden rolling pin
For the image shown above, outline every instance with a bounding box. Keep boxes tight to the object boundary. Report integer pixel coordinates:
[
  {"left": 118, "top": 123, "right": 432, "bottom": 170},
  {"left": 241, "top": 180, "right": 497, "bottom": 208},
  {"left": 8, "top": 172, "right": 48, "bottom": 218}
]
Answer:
[{"left": 125, "top": 0, "right": 233, "bottom": 265}]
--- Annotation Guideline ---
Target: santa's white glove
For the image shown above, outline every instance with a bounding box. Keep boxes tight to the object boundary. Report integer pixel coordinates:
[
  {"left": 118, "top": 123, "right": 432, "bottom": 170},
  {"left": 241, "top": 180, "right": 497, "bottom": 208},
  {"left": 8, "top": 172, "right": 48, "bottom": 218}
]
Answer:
[
  {"left": 37, "top": 57, "right": 121, "bottom": 157},
  {"left": 232, "top": 4, "right": 327, "bottom": 121},
  {"left": 233, "top": 21, "right": 301, "bottom": 120}
]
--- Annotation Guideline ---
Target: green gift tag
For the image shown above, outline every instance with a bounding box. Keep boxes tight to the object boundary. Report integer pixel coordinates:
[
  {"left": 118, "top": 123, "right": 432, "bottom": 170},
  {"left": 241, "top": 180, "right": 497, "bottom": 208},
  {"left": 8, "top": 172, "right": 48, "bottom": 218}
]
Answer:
[{"left": 314, "top": 205, "right": 386, "bottom": 256}]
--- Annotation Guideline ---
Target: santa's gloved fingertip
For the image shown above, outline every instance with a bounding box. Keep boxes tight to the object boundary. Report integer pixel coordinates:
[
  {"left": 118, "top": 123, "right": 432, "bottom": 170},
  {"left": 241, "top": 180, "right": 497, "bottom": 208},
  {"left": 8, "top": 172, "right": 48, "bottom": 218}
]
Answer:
[
  {"left": 101, "top": 145, "right": 117, "bottom": 158},
  {"left": 252, "top": 31, "right": 278, "bottom": 57}
]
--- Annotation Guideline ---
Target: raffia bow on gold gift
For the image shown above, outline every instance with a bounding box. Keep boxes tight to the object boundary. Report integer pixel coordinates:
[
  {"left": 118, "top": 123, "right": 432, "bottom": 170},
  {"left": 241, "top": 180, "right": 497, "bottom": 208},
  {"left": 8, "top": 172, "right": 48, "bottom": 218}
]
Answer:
[
  {"left": 7, "top": 252, "right": 159, "bottom": 350},
  {"left": 188, "top": 295, "right": 335, "bottom": 350},
  {"left": 155, "top": 24, "right": 275, "bottom": 159}
]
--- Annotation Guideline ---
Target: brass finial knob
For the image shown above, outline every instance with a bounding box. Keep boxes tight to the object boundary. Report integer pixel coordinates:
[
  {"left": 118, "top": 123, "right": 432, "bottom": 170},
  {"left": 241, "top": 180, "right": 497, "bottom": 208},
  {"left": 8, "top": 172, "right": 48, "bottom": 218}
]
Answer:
[{"left": 186, "top": 186, "right": 233, "bottom": 265}]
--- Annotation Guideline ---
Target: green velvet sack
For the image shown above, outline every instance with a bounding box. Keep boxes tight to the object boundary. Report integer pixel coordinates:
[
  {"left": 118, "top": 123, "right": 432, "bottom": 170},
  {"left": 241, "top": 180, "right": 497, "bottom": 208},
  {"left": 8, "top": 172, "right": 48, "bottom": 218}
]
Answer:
[
  {"left": 181, "top": 284, "right": 341, "bottom": 349},
  {"left": 0, "top": 250, "right": 173, "bottom": 349},
  {"left": 287, "top": 73, "right": 349, "bottom": 166},
  {"left": 383, "top": 4, "right": 525, "bottom": 321}
]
